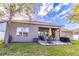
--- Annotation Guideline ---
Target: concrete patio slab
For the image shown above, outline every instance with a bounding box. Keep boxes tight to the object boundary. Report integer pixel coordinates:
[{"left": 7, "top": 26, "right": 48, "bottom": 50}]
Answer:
[{"left": 38, "top": 40, "right": 71, "bottom": 46}]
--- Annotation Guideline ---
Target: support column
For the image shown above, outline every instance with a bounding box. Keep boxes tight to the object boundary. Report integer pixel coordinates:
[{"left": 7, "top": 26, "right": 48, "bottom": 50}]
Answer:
[
  {"left": 48, "top": 28, "right": 52, "bottom": 36},
  {"left": 58, "top": 28, "right": 61, "bottom": 40},
  {"left": 55, "top": 28, "right": 60, "bottom": 41}
]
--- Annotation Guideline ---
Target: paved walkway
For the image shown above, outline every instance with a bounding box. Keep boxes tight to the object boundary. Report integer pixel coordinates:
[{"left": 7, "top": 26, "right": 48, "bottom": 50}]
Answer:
[{"left": 38, "top": 40, "right": 71, "bottom": 46}]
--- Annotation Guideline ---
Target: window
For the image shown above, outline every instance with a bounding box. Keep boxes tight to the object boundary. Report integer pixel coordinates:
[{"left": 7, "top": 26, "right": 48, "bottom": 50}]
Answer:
[
  {"left": 38, "top": 31, "right": 48, "bottom": 37},
  {"left": 16, "top": 27, "right": 29, "bottom": 37}
]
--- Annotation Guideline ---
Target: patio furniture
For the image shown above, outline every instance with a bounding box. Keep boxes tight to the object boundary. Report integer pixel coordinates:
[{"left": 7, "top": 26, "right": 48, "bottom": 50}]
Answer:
[
  {"left": 47, "top": 36, "right": 53, "bottom": 43},
  {"left": 60, "top": 37, "right": 70, "bottom": 42},
  {"left": 52, "top": 36, "right": 56, "bottom": 41},
  {"left": 38, "top": 36, "right": 46, "bottom": 41}
]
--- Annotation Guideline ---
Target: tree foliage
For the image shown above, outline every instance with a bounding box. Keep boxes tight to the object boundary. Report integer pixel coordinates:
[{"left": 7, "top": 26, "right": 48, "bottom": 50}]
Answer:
[
  {"left": 0, "top": 3, "right": 35, "bottom": 22},
  {"left": 67, "top": 4, "right": 79, "bottom": 23}
]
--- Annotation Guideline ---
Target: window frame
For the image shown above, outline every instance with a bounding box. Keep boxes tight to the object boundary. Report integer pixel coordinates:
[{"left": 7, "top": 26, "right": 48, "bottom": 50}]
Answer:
[{"left": 16, "top": 27, "right": 29, "bottom": 37}]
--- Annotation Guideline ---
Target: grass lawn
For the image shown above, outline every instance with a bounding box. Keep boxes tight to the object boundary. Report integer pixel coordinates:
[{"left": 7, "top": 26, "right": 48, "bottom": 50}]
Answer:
[{"left": 0, "top": 40, "right": 79, "bottom": 56}]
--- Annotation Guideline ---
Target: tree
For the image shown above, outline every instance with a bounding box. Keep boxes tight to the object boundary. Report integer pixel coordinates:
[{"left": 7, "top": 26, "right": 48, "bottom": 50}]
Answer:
[
  {"left": 0, "top": 3, "right": 35, "bottom": 21},
  {"left": 0, "top": 3, "right": 35, "bottom": 47},
  {"left": 67, "top": 4, "right": 79, "bottom": 23}
]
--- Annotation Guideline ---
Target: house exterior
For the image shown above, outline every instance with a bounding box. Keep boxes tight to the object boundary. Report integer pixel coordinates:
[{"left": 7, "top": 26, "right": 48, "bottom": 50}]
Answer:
[
  {"left": 4, "top": 19, "right": 62, "bottom": 44},
  {"left": 73, "top": 28, "right": 79, "bottom": 40},
  {"left": 60, "top": 28, "right": 73, "bottom": 40},
  {"left": 3, "top": 14, "right": 75, "bottom": 44}
]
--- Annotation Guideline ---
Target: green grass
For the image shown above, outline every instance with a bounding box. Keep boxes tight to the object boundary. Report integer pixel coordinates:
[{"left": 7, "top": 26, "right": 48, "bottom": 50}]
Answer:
[{"left": 0, "top": 40, "right": 79, "bottom": 56}]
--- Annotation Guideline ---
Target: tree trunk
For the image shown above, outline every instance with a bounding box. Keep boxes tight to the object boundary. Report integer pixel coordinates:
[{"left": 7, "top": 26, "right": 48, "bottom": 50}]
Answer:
[
  {"left": 4, "top": 12, "right": 13, "bottom": 47},
  {"left": 4, "top": 21, "right": 11, "bottom": 47}
]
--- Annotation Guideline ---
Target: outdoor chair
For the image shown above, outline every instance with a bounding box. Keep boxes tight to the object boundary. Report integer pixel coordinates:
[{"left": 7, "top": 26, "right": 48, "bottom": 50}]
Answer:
[
  {"left": 47, "top": 36, "right": 53, "bottom": 43},
  {"left": 52, "top": 36, "right": 56, "bottom": 41},
  {"left": 38, "top": 36, "right": 45, "bottom": 41}
]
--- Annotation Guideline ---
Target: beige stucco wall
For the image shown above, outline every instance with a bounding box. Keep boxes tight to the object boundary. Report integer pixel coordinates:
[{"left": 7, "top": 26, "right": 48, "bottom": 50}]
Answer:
[
  {"left": 5, "top": 22, "right": 61, "bottom": 42},
  {"left": 60, "top": 31, "right": 73, "bottom": 40},
  {"left": 9, "top": 22, "right": 39, "bottom": 42}
]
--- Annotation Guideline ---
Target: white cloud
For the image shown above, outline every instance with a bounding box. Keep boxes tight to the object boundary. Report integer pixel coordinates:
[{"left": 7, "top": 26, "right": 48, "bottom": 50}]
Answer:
[
  {"left": 46, "top": 4, "right": 53, "bottom": 12},
  {"left": 38, "top": 11, "right": 47, "bottom": 16},
  {"left": 54, "top": 4, "right": 62, "bottom": 12},
  {"left": 38, "top": 3, "right": 53, "bottom": 16},
  {"left": 63, "top": 3, "right": 69, "bottom": 5},
  {"left": 55, "top": 6, "right": 60, "bottom": 12},
  {"left": 38, "top": 4, "right": 47, "bottom": 16}
]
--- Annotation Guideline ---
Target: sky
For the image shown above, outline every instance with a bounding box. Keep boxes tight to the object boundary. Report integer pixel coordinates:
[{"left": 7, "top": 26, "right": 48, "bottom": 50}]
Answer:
[
  {"left": 33, "top": 3, "right": 71, "bottom": 23},
  {"left": 0, "top": 3, "right": 79, "bottom": 31},
  {"left": 33, "top": 3, "right": 79, "bottom": 30}
]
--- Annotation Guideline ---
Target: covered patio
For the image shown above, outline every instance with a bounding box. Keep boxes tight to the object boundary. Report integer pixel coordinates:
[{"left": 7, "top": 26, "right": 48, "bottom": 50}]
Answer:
[
  {"left": 38, "top": 27, "right": 61, "bottom": 41},
  {"left": 38, "top": 27, "right": 71, "bottom": 45}
]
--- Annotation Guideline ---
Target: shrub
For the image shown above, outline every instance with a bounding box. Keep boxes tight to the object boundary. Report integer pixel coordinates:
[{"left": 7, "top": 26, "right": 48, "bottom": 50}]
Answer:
[{"left": 0, "top": 40, "right": 4, "bottom": 44}]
